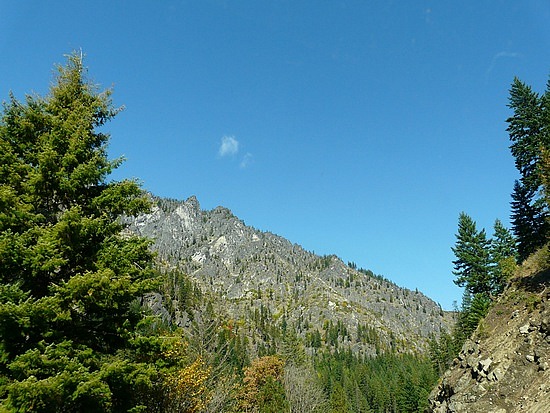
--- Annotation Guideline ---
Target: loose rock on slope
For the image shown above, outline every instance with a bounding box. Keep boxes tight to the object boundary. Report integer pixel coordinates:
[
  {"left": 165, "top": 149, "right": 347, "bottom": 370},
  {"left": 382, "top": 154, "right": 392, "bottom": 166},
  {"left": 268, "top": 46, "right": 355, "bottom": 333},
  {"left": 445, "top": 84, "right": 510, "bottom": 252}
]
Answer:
[{"left": 429, "top": 252, "right": 550, "bottom": 412}]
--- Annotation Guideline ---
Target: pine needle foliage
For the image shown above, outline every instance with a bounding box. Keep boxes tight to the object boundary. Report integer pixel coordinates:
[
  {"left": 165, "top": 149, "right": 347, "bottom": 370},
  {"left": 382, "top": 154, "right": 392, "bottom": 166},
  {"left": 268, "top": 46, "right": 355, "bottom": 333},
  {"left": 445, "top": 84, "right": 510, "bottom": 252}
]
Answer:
[{"left": 0, "top": 53, "right": 162, "bottom": 412}]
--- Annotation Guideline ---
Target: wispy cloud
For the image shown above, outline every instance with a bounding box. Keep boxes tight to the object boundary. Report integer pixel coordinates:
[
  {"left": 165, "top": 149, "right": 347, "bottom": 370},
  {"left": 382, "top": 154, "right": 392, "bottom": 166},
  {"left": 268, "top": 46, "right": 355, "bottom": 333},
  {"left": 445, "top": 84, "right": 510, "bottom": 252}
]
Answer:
[
  {"left": 218, "top": 135, "right": 253, "bottom": 168},
  {"left": 486, "top": 51, "right": 521, "bottom": 75},
  {"left": 218, "top": 135, "right": 239, "bottom": 157},
  {"left": 240, "top": 152, "right": 253, "bottom": 169}
]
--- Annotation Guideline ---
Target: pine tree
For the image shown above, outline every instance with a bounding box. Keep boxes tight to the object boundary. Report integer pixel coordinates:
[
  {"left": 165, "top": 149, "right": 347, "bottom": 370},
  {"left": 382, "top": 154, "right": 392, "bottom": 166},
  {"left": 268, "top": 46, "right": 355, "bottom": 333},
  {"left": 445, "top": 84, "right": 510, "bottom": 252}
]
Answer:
[
  {"left": 510, "top": 180, "right": 548, "bottom": 261},
  {"left": 451, "top": 212, "right": 492, "bottom": 297},
  {"left": 507, "top": 77, "right": 550, "bottom": 260},
  {"left": 489, "top": 219, "right": 517, "bottom": 295},
  {"left": 507, "top": 77, "right": 548, "bottom": 192},
  {"left": 0, "top": 53, "right": 162, "bottom": 412}
]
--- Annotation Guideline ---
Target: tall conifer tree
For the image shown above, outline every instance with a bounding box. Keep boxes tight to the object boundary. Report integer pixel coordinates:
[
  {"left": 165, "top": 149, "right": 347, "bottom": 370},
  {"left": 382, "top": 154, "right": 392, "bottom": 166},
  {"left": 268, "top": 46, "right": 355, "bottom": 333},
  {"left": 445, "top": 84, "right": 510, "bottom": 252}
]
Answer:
[
  {"left": 0, "top": 53, "right": 162, "bottom": 412},
  {"left": 510, "top": 179, "right": 549, "bottom": 261},
  {"left": 489, "top": 219, "right": 517, "bottom": 295},
  {"left": 451, "top": 212, "right": 492, "bottom": 297},
  {"left": 507, "top": 77, "right": 550, "bottom": 260}
]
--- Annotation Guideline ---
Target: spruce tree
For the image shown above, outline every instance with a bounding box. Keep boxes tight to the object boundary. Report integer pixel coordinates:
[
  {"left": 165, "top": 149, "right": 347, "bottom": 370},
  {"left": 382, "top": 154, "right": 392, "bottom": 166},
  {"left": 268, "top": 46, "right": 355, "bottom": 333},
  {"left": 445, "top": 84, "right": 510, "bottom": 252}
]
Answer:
[
  {"left": 507, "top": 78, "right": 548, "bottom": 192},
  {"left": 0, "top": 53, "right": 161, "bottom": 412},
  {"left": 451, "top": 212, "right": 492, "bottom": 297},
  {"left": 489, "top": 219, "right": 517, "bottom": 295},
  {"left": 510, "top": 180, "right": 548, "bottom": 261},
  {"left": 507, "top": 77, "right": 550, "bottom": 260}
]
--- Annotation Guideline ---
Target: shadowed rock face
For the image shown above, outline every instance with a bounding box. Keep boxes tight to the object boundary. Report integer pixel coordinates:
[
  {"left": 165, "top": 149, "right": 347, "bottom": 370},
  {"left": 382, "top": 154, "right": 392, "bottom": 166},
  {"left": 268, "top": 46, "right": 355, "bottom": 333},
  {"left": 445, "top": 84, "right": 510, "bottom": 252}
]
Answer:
[
  {"left": 429, "top": 264, "right": 550, "bottom": 412},
  {"left": 128, "top": 195, "right": 453, "bottom": 355}
]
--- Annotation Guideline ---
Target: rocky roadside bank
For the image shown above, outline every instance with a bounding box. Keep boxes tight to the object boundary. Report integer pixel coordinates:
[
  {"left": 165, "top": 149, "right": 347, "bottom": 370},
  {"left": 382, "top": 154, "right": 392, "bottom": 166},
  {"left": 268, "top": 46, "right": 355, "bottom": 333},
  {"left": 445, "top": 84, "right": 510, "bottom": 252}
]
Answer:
[{"left": 429, "top": 265, "right": 550, "bottom": 412}]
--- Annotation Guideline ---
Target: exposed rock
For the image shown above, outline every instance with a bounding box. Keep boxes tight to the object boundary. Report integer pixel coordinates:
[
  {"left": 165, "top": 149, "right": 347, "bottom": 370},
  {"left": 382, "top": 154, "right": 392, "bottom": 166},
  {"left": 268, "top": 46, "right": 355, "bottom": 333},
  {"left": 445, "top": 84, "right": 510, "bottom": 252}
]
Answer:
[
  {"left": 142, "top": 292, "right": 171, "bottom": 325},
  {"left": 489, "top": 367, "right": 503, "bottom": 382},
  {"left": 478, "top": 358, "right": 492, "bottom": 374},
  {"left": 428, "top": 254, "right": 550, "bottom": 412},
  {"left": 127, "top": 195, "right": 454, "bottom": 355}
]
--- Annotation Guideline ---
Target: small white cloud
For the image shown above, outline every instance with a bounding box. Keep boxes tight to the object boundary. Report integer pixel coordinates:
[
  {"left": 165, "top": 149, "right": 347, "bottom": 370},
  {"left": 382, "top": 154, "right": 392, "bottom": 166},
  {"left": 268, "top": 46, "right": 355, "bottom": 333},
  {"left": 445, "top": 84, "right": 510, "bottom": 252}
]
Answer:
[
  {"left": 240, "top": 152, "right": 253, "bottom": 169},
  {"left": 219, "top": 135, "right": 239, "bottom": 157}
]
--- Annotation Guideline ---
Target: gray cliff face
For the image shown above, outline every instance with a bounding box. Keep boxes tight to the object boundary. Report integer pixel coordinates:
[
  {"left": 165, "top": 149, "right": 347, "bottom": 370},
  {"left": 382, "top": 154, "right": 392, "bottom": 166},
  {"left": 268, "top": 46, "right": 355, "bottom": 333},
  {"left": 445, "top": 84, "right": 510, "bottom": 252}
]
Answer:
[{"left": 129, "top": 195, "right": 453, "bottom": 355}]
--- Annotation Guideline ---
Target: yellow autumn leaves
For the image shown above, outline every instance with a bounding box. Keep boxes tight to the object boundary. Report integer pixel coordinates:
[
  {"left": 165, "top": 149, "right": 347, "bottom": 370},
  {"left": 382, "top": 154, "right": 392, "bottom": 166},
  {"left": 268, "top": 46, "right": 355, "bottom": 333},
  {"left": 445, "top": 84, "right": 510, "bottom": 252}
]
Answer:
[{"left": 164, "top": 358, "right": 212, "bottom": 413}]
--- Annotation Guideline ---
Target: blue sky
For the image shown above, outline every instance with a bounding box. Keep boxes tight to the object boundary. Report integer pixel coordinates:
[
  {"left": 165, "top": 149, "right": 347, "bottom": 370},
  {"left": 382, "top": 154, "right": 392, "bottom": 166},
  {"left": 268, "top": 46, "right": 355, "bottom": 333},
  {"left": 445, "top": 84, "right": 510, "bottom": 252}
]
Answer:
[{"left": 2, "top": 1, "right": 549, "bottom": 309}]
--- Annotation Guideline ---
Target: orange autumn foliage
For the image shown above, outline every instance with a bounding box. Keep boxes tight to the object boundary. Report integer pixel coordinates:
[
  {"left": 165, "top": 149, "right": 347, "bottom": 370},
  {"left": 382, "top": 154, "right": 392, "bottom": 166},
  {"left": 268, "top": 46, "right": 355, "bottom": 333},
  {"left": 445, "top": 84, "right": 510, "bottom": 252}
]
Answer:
[{"left": 239, "top": 355, "right": 285, "bottom": 411}]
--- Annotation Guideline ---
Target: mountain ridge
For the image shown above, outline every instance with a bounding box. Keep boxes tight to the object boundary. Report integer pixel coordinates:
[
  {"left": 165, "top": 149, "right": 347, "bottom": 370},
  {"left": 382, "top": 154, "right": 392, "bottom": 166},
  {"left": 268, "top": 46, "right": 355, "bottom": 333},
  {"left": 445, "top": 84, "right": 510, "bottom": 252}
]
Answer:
[{"left": 127, "top": 194, "right": 454, "bottom": 355}]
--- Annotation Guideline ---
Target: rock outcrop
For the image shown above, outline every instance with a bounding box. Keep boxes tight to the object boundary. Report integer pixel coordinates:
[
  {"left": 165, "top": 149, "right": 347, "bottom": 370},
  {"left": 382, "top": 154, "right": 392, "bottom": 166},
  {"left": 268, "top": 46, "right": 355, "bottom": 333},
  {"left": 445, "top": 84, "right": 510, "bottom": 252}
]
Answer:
[
  {"left": 127, "top": 195, "right": 454, "bottom": 355},
  {"left": 429, "top": 254, "right": 550, "bottom": 412}
]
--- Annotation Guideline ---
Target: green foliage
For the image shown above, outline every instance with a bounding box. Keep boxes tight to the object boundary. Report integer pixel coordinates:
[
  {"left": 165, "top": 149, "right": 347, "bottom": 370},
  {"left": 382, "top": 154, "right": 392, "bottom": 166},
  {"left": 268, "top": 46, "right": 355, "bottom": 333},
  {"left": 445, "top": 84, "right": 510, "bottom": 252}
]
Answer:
[
  {"left": 452, "top": 213, "right": 517, "bottom": 300},
  {"left": 428, "top": 330, "right": 459, "bottom": 376},
  {"left": 280, "top": 331, "right": 306, "bottom": 366},
  {"left": 0, "top": 53, "right": 167, "bottom": 412},
  {"left": 314, "top": 350, "right": 437, "bottom": 413},
  {"left": 490, "top": 219, "right": 518, "bottom": 295},
  {"left": 510, "top": 180, "right": 549, "bottom": 261},
  {"left": 507, "top": 77, "right": 550, "bottom": 192},
  {"left": 438, "top": 214, "right": 517, "bottom": 375},
  {"left": 256, "top": 376, "right": 289, "bottom": 413},
  {"left": 507, "top": 77, "right": 550, "bottom": 261},
  {"left": 457, "top": 292, "right": 491, "bottom": 340},
  {"left": 451, "top": 212, "right": 492, "bottom": 296}
]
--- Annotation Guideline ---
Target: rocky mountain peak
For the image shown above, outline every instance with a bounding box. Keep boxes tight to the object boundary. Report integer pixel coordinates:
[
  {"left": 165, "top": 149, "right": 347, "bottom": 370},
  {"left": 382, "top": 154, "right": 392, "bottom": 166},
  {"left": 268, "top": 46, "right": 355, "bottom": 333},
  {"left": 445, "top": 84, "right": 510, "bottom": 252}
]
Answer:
[
  {"left": 128, "top": 195, "right": 454, "bottom": 356},
  {"left": 185, "top": 195, "right": 200, "bottom": 210}
]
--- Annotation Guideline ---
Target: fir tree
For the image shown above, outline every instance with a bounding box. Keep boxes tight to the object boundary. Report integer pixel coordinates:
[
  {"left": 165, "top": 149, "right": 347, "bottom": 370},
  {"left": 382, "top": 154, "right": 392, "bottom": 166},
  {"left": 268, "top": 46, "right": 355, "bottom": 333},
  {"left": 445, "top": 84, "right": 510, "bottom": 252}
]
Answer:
[
  {"left": 510, "top": 180, "right": 548, "bottom": 261},
  {"left": 0, "top": 53, "right": 162, "bottom": 412},
  {"left": 451, "top": 212, "right": 492, "bottom": 297},
  {"left": 507, "top": 77, "right": 548, "bottom": 192},
  {"left": 489, "top": 219, "right": 517, "bottom": 295},
  {"left": 507, "top": 77, "right": 550, "bottom": 260}
]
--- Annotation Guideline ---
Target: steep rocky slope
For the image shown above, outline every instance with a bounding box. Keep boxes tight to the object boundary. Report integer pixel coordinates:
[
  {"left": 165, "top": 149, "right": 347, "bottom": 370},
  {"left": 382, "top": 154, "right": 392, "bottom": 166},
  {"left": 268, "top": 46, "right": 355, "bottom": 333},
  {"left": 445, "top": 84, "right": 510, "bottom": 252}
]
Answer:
[
  {"left": 128, "top": 195, "right": 453, "bottom": 355},
  {"left": 429, "top": 251, "right": 550, "bottom": 412}
]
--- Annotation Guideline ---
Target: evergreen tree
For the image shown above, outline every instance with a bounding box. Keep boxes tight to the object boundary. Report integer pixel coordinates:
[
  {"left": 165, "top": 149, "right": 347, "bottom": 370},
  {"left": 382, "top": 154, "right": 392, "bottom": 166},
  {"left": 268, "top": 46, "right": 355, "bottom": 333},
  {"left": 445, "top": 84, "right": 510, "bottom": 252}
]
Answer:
[
  {"left": 451, "top": 212, "right": 492, "bottom": 297},
  {"left": 0, "top": 53, "right": 161, "bottom": 412},
  {"left": 490, "top": 219, "right": 517, "bottom": 263},
  {"left": 510, "top": 180, "right": 549, "bottom": 261},
  {"left": 428, "top": 331, "right": 459, "bottom": 376},
  {"left": 507, "top": 78, "right": 550, "bottom": 260},
  {"left": 462, "top": 293, "right": 491, "bottom": 336},
  {"left": 507, "top": 78, "right": 548, "bottom": 192},
  {"left": 435, "top": 216, "right": 515, "bottom": 374},
  {"left": 489, "top": 219, "right": 517, "bottom": 295}
]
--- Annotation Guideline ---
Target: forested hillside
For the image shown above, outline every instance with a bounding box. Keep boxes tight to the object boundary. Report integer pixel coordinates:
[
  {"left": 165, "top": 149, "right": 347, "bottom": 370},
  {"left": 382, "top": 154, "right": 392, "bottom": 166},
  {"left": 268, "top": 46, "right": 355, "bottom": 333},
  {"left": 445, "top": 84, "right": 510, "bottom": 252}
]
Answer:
[
  {"left": 127, "top": 194, "right": 454, "bottom": 411},
  {"left": 127, "top": 194, "right": 451, "bottom": 357}
]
